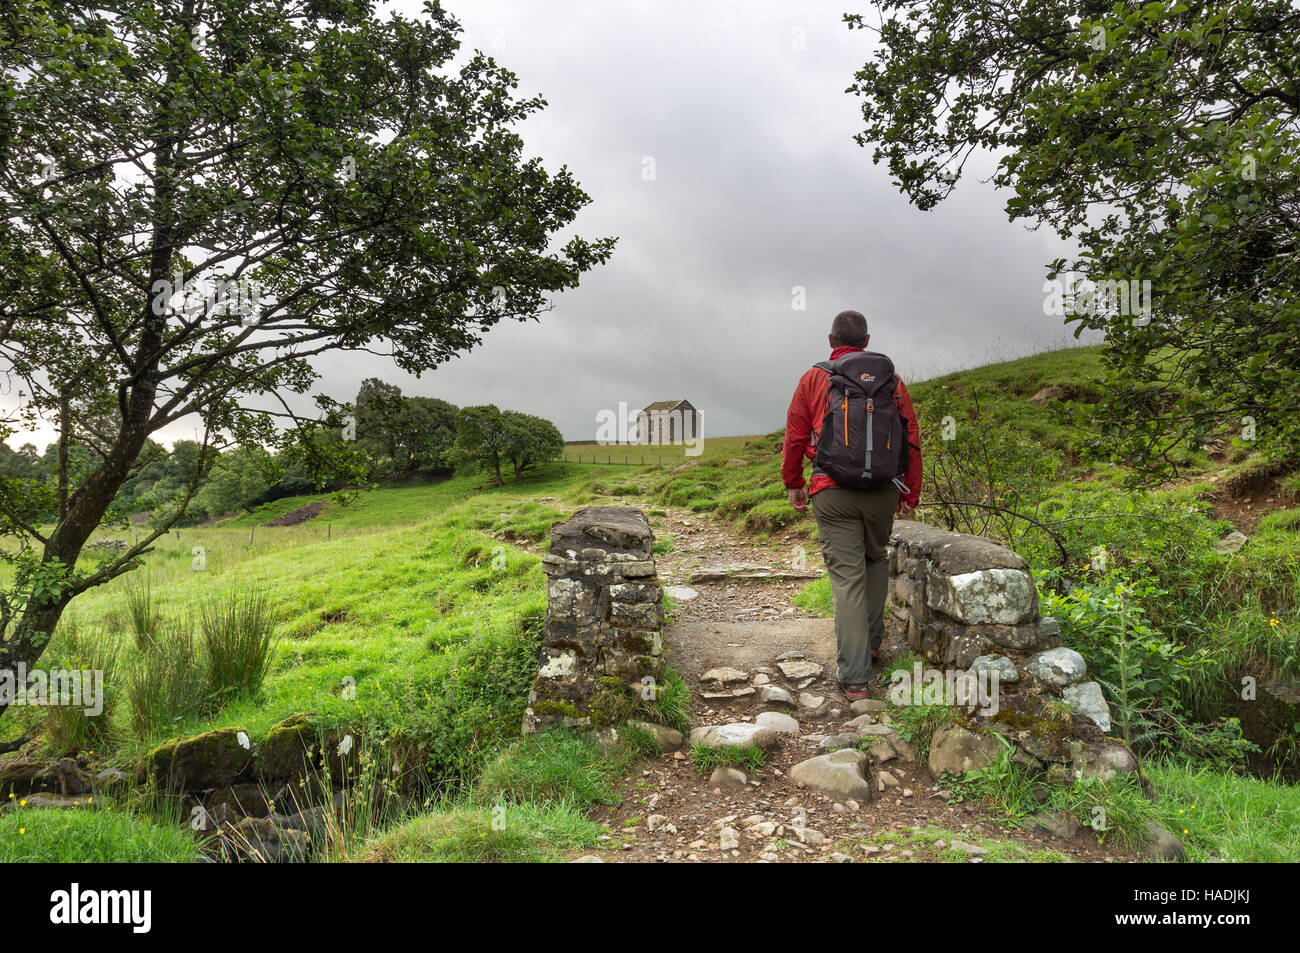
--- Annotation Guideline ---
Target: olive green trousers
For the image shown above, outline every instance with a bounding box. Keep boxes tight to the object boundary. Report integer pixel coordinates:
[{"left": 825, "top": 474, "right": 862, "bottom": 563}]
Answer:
[{"left": 811, "top": 484, "right": 899, "bottom": 686}]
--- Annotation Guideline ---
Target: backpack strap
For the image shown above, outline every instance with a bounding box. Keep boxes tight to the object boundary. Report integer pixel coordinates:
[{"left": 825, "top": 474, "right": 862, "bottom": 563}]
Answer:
[{"left": 813, "top": 361, "right": 835, "bottom": 374}]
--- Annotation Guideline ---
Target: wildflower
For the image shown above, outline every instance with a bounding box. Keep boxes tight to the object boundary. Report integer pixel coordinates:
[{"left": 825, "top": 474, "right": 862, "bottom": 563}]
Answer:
[{"left": 18, "top": 828, "right": 24, "bottom": 835}]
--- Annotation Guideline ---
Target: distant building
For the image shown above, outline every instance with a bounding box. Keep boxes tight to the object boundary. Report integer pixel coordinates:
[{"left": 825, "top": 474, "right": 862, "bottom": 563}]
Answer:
[{"left": 637, "top": 399, "right": 700, "bottom": 445}]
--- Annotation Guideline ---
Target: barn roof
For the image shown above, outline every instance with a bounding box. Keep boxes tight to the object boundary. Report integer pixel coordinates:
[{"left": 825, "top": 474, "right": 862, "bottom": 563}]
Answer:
[{"left": 641, "top": 399, "right": 694, "bottom": 413}]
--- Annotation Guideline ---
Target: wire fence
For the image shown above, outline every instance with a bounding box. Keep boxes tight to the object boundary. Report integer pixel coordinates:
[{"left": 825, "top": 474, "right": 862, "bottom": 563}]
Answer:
[{"left": 562, "top": 451, "right": 685, "bottom": 466}]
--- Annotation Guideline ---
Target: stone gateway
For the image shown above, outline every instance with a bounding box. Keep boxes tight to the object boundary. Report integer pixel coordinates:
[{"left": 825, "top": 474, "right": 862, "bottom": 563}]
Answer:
[{"left": 524, "top": 507, "right": 666, "bottom": 732}]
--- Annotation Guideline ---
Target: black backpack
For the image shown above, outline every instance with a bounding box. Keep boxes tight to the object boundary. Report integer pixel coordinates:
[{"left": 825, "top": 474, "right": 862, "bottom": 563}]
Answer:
[{"left": 811, "top": 351, "right": 909, "bottom": 490}]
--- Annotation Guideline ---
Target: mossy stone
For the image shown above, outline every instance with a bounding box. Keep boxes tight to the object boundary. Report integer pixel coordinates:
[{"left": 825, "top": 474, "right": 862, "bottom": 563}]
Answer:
[
  {"left": 256, "top": 713, "right": 320, "bottom": 782},
  {"left": 138, "top": 726, "right": 253, "bottom": 791}
]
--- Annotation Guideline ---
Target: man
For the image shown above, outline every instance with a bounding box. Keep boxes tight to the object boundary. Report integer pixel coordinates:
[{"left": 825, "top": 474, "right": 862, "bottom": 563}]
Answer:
[{"left": 782, "top": 310, "right": 922, "bottom": 702}]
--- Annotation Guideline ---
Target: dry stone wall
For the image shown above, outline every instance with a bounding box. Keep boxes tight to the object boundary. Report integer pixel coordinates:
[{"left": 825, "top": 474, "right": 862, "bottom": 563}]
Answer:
[
  {"left": 523, "top": 506, "right": 665, "bottom": 733},
  {"left": 886, "top": 520, "right": 1055, "bottom": 665},
  {"left": 884, "top": 519, "right": 1135, "bottom": 784}
]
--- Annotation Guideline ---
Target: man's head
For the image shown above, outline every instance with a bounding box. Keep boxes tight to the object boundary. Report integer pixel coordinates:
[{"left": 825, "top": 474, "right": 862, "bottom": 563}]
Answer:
[{"left": 829, "top": 309, "right": 869, "bottom": 350}]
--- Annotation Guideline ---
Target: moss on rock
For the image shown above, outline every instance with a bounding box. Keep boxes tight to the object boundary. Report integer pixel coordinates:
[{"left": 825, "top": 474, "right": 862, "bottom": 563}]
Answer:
[
  {"left": 256, "top": 713, "right": 320, "bottom": 782},
  {"left": 137, "top": 726, "right": 253, "bottom": 791}
]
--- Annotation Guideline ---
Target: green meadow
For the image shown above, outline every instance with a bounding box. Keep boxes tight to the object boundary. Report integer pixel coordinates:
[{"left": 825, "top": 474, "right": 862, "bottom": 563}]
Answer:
[{"left": 3, "top": 346, "right": 1297, "bottom": 862}]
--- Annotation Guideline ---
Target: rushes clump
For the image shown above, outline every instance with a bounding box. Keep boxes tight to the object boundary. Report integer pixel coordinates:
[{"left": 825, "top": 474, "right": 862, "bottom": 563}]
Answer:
[
  {"left": 128, "top": 621, "right": 207, "bottom": 737},
  {"left": 42, "top": 617, "right": 120, "bottom": 754},
  {"left": 123, "top": 575, "right": 164, "bottom": 650},
  {"left": 200, "top": 587, "right": 278, "bottom": 704}
]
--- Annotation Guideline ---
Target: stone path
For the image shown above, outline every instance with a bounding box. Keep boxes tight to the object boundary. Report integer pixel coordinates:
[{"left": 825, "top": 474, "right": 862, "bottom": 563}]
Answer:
[{"left": 571, "top": 501, "right": 1136, "bottom": 863}]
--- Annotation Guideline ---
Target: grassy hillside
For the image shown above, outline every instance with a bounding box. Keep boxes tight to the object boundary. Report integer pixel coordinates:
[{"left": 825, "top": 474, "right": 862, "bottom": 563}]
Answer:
[{"left": 4, "top": 344, "right": 1296, "bottom": 861}]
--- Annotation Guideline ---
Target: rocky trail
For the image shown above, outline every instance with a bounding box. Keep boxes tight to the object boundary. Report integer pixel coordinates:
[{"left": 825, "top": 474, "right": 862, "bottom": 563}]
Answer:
[{"left": 571, "top": 502, "right": 1136, "bottom": 864}]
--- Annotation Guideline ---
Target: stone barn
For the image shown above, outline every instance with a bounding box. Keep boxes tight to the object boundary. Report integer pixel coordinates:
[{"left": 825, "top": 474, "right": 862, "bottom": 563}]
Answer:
[{"left": 637, "top": 399, "right": 700, "bottom": 445}]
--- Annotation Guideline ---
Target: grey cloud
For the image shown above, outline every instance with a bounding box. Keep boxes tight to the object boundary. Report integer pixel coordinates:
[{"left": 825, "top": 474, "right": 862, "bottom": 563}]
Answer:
[{"left": 8, "top": 1, "right": 1094, "bottom": 449}]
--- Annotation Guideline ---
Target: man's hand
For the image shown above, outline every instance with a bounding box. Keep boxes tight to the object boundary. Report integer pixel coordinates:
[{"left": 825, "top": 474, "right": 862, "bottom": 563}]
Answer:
[
  {"left": 788, "top": 487, "right": 809, "bottom": 512},
  {"left": 896, "top": 499, "right": 916, "bottom": 519}
]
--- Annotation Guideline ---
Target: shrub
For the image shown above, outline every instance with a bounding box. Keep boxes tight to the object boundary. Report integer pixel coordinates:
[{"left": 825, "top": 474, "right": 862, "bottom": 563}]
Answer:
[
  {"left": 690, "top": 743, "right": 766, "bottom": 774},
  {"left": 884, "top": 658, "right": 959, "bottom": 763},
  {"left": 1046, "top": 774, "right": 1158, "bottom": 851},
  {"left": 639, "top": 668, "right": 691, "bottom": 733},
  {"left": 475, "top": 731, "right": 621, "bottom": 809},
  {"left": 1042, "top": 578, "right": 1213, "bottom": 751},
  {"left": 353, "top": 801, "right": 602, "bottom": 863}
]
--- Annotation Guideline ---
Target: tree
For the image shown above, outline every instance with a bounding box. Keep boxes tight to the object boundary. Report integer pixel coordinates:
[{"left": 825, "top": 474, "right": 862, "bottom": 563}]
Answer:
[
  {"left": 846, "top": 0, "right": 1300, "bottom": 477},
  {"left": 500, "top": 410, "right": 564, "bottom": 480},
  {"left": 352, "top": 380, "right": 458, "bottom": 476},
  {"left": 452, "top": 404, "right": 508, "bottom": 484},
  {"left": 353, "top": 377, "right": 406, "bottom": 474},
  {"left": 0, "top": 442, "right": 46, "bottom": 482},
  {"left": 0, "top": 0, "right": 614, "bottom": 716},
  {"left": 401, "top": 396, "right": 459, "bottom": 475},
  {"left": 193, "top": 445, "right": 273, "bottom": 517}
]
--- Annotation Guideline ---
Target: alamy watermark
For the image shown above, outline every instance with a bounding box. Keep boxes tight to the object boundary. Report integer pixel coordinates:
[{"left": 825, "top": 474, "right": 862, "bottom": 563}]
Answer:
[
  {"left": 0, "top": 664, "right": 104, "bottom": 716},
  {"left": 594, "top": 401, "right": 704, "bottom": 457},
  {"left": 150, "top": 270, "right": 265, "bottom": 326},
  {"left": 1043, "top": 272, "right": 1152, "bottom": 323},
  {"left": 887, "top": 660, "right": 1001, "bottom": 717}
]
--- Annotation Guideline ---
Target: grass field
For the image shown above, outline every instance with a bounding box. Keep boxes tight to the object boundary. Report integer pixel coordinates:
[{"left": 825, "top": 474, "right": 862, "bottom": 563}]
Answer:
[{"left": 4, "top": 343, "right": 1297, "bottom": 863}]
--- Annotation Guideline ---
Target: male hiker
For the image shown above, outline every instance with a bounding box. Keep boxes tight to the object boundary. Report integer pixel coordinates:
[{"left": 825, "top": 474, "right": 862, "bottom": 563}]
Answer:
[{"left": 782, "top": 310, "right": 922, "bottom": 702}]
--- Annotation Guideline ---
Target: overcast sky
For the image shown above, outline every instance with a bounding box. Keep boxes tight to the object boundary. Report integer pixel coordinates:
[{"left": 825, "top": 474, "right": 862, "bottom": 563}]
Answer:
[{"left": 10, "top": 0, "right": 1096, "bottom": 449}]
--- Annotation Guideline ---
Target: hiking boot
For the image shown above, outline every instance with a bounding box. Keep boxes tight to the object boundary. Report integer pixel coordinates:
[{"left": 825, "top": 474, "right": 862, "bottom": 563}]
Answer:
[{"left": 840, "top": 683, "right": 872, "bottom": 703}]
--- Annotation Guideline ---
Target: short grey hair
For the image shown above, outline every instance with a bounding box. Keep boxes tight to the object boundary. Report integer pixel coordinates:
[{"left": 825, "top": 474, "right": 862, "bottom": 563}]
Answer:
[{"left": 830, "top": 310, "right": 869, "bottom": 348}]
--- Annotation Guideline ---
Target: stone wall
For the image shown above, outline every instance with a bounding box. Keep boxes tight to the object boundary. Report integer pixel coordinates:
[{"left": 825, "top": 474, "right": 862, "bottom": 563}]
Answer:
[
  {"left": 884, "top": 520, "right": 1133, "bottom": 784},
  {"left": 523, "top": 507, "right": 665, "bottom": 733},
  {"left": 885, "top": 520, "right": 1056, "bottom": 668}
]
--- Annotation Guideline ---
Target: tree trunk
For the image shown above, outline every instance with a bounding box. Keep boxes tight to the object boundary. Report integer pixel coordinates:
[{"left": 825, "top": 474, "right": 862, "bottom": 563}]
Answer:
[{"left": 0, "top": 394, "right": 156, "bottom": 720}]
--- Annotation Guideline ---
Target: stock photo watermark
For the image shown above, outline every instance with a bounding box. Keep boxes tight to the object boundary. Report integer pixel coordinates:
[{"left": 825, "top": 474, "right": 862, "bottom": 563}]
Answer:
[
  {"left": 0, "top": 665, "right": 104, "bottom": 717},
  {"left": 594, "top": 401, "right": 705, "bottom": 456}
]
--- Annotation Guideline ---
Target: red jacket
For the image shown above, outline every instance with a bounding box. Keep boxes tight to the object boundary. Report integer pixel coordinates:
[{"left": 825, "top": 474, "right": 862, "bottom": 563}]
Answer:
[{"left": 782, "top": 345, "right": 923, "bottom": 506}]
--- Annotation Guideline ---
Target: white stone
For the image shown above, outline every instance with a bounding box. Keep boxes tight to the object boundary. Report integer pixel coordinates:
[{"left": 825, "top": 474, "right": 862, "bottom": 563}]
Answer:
[
  {"left": 970, "top": 654, "right": 1019, "bottom": 683},
  {"left": 537, "top": 649, "right": 578, "bottom": 678},
  {"left": 755, "top": 711, "right": 800, "bottom": 734},
  {"left": 1216, "top": 531, "right": 1248, "bottom": 554},
  {"left": 1024, "top": 647, "right": 1088, "bottom": 688},
  {"left": 778, "top": 659, "right": 824, "bottom": 681},
  {"left": 926, "top": 567, "right": 1036, "bottom": 625},
  {"left": 702, "top": 666, "right": 749, "bottom": 686},
  {"left": 759, "top": 685, "right": 796, "bottom": 709},
  {"left": 689, "top": 722, "right": 781, "bottom": 750},
  {"left": 1064, "top": 680, "right": 1112, "bottom": 732},
  {"left": 788, "top": 748, "right": 873, "bottom": 801},
  {"left": 709, "top": 766, "right": 748, "bottom": 791}
]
